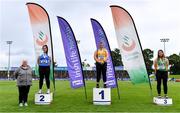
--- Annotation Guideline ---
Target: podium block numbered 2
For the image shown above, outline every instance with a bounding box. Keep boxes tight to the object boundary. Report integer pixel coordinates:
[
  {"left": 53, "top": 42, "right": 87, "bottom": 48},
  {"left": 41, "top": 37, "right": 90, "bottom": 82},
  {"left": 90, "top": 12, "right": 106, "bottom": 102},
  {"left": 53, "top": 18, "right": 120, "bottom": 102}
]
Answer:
[
  {"left": 93, "top": 88, "right": 111, "bottom": 105},
  {"left": 35, "top": 93, "right": 53, "bottom": 105},
  {"left": 153, "top": 97, "right": 172, "bottom": 106}
]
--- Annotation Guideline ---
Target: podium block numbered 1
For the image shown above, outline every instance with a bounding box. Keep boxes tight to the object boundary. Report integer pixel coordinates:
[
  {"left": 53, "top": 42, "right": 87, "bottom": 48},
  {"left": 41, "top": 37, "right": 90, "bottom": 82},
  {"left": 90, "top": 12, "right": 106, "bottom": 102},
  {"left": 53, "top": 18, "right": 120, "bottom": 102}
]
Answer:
[
  {"left": 35, "top": 93, "right": 53, "bottom": 105},
  {"left": 153, "top": 97, "right": 172, "bottom": 106},
  {"left": 93, "top": 88, "right": 111, "bottom": 105}
]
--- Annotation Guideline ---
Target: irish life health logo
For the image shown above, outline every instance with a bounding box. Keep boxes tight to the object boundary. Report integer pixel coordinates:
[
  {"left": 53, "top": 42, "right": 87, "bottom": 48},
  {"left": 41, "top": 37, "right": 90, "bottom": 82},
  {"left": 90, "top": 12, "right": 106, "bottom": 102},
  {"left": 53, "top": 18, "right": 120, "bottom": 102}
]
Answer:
[
  {"left": 36, "top": 31, "right": 48, "bottom": 46},
  {"left": 122, "top": 35, "right": 136, "bottom": 52}
]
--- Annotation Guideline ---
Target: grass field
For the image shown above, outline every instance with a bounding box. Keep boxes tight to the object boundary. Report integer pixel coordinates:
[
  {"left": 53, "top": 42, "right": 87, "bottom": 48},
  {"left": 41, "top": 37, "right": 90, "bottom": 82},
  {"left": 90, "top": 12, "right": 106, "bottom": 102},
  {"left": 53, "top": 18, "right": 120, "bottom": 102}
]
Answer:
[
  {"left": 0, "top": 79, "right": 180, "bottom": 112},
  {"left": 169, "top": 75, "right": 180, "bottom": 79}
]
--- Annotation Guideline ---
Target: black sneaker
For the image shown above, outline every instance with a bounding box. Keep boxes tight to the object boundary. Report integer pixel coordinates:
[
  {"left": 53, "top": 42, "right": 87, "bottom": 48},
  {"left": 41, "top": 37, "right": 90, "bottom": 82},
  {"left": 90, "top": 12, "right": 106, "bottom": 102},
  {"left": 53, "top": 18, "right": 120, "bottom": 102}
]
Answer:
[
  {"left": 104, "top": 84, "right": 107, "bottom": 88},
  {"left": 96, "top": 84, "right": 99, "bottom": 88}
]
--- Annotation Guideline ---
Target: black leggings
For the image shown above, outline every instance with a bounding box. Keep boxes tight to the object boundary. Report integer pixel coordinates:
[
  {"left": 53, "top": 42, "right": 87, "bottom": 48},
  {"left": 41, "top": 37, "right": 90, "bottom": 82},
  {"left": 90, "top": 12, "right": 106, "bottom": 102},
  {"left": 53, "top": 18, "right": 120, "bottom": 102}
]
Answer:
[
  {"left": 156, "top": 70, "right": 168, "bottom": 95},
  {"left": 96, "top": 62, "right": 107, "bottom": 83},
  {"left": 39, "top": 66, "right": 50, "bottom": 89},
  {"left": 18, "top": 85, "right": 30, "bottom": 103}
]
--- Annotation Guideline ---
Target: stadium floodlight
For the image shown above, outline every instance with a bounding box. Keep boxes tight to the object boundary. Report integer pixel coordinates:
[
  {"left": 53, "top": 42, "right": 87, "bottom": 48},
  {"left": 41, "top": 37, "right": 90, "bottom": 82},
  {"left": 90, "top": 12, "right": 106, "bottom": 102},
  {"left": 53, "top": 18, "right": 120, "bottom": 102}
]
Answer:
[
  {"left": 160, "top": 38, "right": 169, "bottom": 56},
  {"left": 6, "top": 41, "right": 13, "bottom": 80}
]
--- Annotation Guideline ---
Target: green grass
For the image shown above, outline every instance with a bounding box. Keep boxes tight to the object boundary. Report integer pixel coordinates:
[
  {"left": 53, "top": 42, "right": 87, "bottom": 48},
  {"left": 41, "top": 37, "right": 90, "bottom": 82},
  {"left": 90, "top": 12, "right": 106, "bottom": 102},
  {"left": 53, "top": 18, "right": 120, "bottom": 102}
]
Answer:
[
  {"left": 0, "top": 80, "right": 180, "bottom": 112},
  {"left": 169, "top": 75, "right": 180, "bottom": 79},
  {"left": 150, "top": 75, "right": 180, "bottom": 80}
]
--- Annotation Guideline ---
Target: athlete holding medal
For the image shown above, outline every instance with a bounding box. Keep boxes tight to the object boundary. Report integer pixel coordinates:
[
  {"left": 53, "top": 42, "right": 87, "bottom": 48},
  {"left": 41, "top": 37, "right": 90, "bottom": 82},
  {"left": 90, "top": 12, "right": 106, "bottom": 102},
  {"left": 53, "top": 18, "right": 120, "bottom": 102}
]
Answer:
[
  {"left": 94, "top": 42, "right": 108, "bottom": 88},
  {"left": 38, "top": 45, "right": 51, "bottom": 94},
  {"left": 154, "top": 50, "right": 169, "bottom": 98}
]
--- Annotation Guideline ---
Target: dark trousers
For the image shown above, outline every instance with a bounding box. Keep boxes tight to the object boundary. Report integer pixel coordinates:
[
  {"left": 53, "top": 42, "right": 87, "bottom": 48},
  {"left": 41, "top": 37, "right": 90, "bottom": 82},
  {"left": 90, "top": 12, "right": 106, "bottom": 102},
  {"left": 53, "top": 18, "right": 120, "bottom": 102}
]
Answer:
[
  {"left": 39, "top": 66, "right": 50, "bottom": 89},
  {"left": 156, "top": 70, "right": 168, "bottom": 95},
  {"left": 96, "top": 62, "right": 107, "bottom": 83},
  {"left": 18, "top": 85, "right": 30, "bottom": 103}
]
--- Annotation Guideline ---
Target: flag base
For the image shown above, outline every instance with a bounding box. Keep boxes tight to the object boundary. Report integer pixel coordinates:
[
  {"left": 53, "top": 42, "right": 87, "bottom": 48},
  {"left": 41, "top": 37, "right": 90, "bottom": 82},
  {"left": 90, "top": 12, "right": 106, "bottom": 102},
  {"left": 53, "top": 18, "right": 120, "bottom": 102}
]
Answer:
[
  {"left": 153, "top": 97, "right": 172, "bottom": 106},
  {"left": 93, "top": 88, "right": 111, "bottom": 105},
  {"left": 35, "top": 93, "right": 53, "bottom": 105}
]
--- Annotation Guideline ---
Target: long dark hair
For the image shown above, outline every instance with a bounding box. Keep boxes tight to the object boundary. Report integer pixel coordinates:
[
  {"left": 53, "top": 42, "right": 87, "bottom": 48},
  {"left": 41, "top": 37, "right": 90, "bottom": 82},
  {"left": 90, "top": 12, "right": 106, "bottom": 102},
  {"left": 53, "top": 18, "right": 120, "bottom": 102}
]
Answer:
[
  {"left": 42, "top": 45, "right": 48, "bottom": 54},
  {"left": 157, "top": 49, "right": 165, "bottom": 59}
]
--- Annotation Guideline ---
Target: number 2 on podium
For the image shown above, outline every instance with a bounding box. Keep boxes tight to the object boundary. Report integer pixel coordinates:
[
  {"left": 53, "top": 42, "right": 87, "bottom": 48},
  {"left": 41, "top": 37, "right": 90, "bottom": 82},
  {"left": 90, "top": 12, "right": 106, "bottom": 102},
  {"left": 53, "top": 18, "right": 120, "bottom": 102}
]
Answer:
[
  {"left": 99, "top": 90, "right": 104, "bottom": 99},
  {"left": 40, "top": 95, "right": 45, "bottom": 101}
]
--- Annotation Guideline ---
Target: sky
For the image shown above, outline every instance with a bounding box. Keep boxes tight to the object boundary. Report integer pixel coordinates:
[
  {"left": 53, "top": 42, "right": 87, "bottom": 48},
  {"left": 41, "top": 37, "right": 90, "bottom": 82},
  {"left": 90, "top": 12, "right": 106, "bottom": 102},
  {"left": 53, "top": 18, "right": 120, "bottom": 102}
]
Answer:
[{"left": 0, "top": 0, "right": 180, "bottom": 67}]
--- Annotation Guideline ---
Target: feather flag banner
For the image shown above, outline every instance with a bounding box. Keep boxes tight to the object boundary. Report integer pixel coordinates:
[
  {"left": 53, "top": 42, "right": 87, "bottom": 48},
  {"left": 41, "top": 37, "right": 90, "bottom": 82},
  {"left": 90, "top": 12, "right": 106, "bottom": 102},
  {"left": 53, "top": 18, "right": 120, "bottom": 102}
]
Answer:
[
  {"left": 91, "top": 18, "right": 117, "bottom": 88},
  {"left": 27, "top": 3, "right": 55, "bottom": 88},
  {"left": 110, "top": 5, "right": 149, "bottom": 84},
  {"left": 57, "top": 16, "right": 85, "bottom": 89}
]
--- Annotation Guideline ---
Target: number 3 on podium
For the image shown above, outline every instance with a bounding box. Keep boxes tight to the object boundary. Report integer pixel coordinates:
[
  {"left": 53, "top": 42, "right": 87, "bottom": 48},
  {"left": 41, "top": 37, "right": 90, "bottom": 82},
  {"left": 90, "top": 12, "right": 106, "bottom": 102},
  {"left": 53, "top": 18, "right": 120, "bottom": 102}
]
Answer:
[{"left": 99, "top": 90, "right": 104, "bottom": 99}]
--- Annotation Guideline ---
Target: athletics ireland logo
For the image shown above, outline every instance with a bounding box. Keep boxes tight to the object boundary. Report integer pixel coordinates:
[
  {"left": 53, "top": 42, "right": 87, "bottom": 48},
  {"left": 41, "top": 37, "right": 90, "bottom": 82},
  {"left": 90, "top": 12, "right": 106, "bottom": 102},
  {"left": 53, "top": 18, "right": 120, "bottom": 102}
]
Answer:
[
  {"left": 122, "top": 35, "right": 136, "bottom": 52},
  {"left": 36, "top": 31, "right": 48, "bottom": 46}
]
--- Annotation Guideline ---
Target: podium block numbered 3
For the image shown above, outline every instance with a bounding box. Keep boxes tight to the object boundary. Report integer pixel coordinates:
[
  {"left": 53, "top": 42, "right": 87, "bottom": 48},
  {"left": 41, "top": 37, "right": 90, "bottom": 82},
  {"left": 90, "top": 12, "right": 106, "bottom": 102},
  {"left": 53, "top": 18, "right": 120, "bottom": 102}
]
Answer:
[
  {"left": 35, "top": 93, "right": 53, "bottom": 105},
  {"left": 93, "top": 88, "right": 111, "bottom": 105},
  {"left": 153, "top": 97, "right": 172, "bottom": 106}
]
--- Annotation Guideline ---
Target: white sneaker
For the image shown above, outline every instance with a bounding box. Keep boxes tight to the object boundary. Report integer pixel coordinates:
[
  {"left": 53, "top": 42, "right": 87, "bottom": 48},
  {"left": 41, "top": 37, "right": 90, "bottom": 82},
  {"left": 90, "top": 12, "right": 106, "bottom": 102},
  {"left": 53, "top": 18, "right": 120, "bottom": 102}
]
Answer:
[
  {"left": 24, "top": 102, "right": 28, "bottom": 106},
  {"left": 164, "top": 95, "right": 168, "bottom": 99},
  {"left": 38, "top": 89, "right": 42, "bottom": 94},
  {"left": 19, "top": 103, "right": 23, "bottom": 107},
  {"left": 47, "top": 89, "right": 50, "bottom": 94}
]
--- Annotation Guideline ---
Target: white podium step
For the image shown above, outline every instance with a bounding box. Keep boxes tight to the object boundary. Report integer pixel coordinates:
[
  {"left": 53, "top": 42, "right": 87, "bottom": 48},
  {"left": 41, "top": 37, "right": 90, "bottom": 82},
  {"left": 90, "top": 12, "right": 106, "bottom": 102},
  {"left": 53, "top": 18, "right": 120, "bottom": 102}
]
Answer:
[
  {"left": 35, "top": 93, "right": 53, "bottom": 105},
  {"left": 93, "top": 88, "right": 111, "bottom": 105},
  {"left": 153, "top": 97, "right": 172, "bottom": 106}
]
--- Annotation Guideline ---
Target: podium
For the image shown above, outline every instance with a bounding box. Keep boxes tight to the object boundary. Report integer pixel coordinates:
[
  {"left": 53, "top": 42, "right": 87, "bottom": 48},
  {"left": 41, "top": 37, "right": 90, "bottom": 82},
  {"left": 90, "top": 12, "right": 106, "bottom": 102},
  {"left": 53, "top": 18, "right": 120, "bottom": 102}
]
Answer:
[
  {"left": 35, "top": 93, "right": 53, "bottom": 105},
  {"left": 93, "top": 88, "right": 111, "bottom": 105},
  {"left": 153, "top": 97, "right": 172, "bottom": 106}
]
